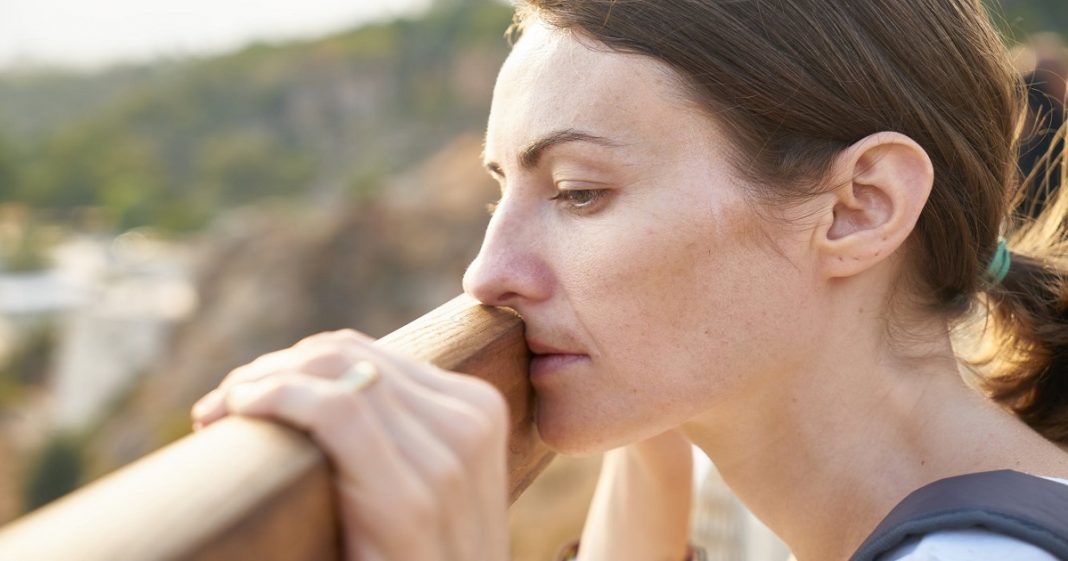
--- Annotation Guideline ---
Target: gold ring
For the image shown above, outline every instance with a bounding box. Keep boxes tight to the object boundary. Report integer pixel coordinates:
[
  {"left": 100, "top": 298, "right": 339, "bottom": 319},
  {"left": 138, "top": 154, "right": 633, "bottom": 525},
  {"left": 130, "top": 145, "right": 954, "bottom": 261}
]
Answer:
[{"left": 338, "top": 360, "right": 381, "bottom": 393}]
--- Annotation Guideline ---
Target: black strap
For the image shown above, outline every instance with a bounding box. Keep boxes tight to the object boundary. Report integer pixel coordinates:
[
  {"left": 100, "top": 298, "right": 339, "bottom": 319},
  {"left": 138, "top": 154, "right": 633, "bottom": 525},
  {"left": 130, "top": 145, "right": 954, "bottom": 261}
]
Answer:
[{"left": 850, "top": 470, "right": 1068, "bottom": 561}]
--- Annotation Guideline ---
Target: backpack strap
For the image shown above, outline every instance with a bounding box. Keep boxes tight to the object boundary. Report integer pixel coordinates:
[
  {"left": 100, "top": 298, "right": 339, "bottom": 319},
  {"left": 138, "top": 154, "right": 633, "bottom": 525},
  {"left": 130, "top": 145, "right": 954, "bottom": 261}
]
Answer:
[{"left": 850, "top": 470, "right": 1068, "bottom": 561}]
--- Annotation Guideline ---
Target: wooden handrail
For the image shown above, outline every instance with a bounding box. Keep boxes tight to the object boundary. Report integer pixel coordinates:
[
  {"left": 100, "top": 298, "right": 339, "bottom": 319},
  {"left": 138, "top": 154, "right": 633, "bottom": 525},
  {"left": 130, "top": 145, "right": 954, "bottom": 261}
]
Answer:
[{"left": 0, "top": 294, "right": 555, "bottom": 560}]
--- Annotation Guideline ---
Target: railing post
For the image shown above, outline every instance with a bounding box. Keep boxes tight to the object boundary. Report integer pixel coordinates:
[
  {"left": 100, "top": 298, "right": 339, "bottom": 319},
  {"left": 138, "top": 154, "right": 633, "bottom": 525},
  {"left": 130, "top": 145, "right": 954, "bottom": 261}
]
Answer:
[{"left": 0, "top": 294, "right": 554, "bottom": 560}]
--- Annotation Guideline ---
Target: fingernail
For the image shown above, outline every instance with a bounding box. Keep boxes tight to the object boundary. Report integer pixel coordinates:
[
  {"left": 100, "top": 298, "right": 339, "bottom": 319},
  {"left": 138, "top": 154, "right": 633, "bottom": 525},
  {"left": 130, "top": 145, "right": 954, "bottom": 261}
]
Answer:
[{"left": 192, "top": 390, "right": 223, "bottom": 419}]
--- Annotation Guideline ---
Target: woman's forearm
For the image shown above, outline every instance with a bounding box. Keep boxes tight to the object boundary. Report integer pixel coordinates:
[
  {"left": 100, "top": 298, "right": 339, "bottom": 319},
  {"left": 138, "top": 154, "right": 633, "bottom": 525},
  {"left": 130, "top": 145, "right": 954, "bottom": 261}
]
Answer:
[{"left": 574, "top": 430, "right": 695, "bottom": 561}]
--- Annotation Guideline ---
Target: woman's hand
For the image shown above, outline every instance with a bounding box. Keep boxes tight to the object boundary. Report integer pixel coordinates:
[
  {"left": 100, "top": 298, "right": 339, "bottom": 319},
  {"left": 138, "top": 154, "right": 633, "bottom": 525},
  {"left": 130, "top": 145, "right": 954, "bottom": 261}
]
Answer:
[
  {"left": 189, "top": 329, "right": 511, "bottom": 561},
  {"left": 573, "top": 429, "right": 694, "bottom": 561}
]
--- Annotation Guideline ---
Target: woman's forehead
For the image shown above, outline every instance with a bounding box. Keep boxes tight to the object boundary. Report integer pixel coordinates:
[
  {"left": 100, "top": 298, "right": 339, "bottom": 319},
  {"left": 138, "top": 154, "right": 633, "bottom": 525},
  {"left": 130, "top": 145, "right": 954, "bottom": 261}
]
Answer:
[{"left": 484, "top": 19, "right": 697, "bottom": 158}]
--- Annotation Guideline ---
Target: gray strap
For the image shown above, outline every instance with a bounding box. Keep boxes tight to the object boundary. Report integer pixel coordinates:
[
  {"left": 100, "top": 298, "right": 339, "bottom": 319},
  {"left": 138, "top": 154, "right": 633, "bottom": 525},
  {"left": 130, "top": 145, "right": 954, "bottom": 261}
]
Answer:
[{"left": 850, "top": 470, "right": 1068, "bottom": 561}]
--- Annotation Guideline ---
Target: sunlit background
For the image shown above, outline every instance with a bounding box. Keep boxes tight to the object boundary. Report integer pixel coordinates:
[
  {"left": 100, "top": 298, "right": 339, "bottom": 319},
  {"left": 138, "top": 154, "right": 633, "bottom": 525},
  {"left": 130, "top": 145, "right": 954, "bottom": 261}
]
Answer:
[{"left": 0, "top": 1, "right": 1064, "bottom": 559}]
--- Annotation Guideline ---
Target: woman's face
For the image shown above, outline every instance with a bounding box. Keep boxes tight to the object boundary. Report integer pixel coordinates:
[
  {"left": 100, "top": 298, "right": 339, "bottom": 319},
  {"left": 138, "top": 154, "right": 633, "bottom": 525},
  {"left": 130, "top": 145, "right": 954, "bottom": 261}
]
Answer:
[{"left": 463, "top": 20, "right": 823, "bottom": 454}]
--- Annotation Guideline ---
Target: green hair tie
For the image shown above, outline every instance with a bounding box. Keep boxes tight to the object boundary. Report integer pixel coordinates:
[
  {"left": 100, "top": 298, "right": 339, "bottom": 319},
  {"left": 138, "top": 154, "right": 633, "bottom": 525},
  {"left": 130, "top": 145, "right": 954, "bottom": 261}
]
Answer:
[{"left": 983, "top": 238, "right": 1011, "bottom": 286}]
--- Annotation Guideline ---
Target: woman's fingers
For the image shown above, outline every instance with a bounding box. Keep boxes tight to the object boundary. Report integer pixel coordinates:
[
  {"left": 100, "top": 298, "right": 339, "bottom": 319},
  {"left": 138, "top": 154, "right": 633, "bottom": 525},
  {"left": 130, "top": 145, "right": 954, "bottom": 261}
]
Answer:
[
  {"left": 369, "top": 348, "right": 511, "bottom": 427},
  {"left": 218, "top": 370, "right": 447, "bottom": 559},
  {"left": 344, "top": 387, "right": 473, "bottom": 560},
  {"left": 225, "top": 331, "right": 371, "bottom": 388},
  {"left": 192, "top": 330, "right": 376, "bottom": 426},
  {"left": 187, "top": 329, "right": 513, "bottom": 561},
  {"left": 191, "top": 329, "right": 508, "bottom": 430},
  {"left": 369, "top": 372, "right": 497, "bottom": 560}
]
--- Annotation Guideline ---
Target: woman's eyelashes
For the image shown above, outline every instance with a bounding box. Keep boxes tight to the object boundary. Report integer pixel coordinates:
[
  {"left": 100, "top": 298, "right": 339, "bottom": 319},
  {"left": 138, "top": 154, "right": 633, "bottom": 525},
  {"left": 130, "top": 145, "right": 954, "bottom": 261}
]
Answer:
[
  {"left": 550, "top": 188, "right": 610, "bottom": 214},
  {"left": 484, "top": 188, "right": 611, "bottom": 217}
]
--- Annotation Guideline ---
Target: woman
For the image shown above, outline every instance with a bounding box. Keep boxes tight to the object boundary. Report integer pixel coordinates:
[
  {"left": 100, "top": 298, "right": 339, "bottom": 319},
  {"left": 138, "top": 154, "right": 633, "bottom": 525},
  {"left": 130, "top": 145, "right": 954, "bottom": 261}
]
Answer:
[{"left": 190, "top": 1, "right": 1068, "bottom": 560}]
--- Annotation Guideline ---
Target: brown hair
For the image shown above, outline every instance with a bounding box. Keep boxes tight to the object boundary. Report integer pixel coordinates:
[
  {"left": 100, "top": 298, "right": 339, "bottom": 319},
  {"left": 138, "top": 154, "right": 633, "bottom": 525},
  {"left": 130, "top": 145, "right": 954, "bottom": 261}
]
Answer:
[{"left": 510, "top": 0, "right": 1068, "bottom": 443}]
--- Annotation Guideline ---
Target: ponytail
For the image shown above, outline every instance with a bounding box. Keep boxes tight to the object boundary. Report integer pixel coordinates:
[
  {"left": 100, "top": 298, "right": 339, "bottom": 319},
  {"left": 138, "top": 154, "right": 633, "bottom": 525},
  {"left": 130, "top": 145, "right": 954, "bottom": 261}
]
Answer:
[{"left": 977, "top": 124, "right": 1068, "bottom": 445}]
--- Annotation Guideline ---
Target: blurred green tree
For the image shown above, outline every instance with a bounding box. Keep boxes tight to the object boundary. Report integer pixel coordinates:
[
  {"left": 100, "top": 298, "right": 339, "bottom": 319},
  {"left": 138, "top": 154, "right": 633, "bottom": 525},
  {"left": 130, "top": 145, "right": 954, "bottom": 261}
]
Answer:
[
  {"left": 0, "top": 133, "right": 17, "bottom": 200},
  {"left": 22, "top": 433, "right": 85, "bottom": 513},
  {"left": 0, "top": 0, "right": 514, "bottom": 233},
  {"left": 988, "top": 0, "right": 1068, "bottom": 35}
]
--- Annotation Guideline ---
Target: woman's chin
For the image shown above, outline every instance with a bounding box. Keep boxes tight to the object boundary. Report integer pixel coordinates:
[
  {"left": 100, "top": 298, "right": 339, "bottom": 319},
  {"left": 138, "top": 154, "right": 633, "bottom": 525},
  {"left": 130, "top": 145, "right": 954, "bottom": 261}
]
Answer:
[
  {"left": 537, "top": 431, "right": 605, "bottom": 456},
  {"left": 534, "top": 398, "right": 689, "bottom": 456},
  {"left": 533, "top": 406, "right": 620, "bottom": 456}
]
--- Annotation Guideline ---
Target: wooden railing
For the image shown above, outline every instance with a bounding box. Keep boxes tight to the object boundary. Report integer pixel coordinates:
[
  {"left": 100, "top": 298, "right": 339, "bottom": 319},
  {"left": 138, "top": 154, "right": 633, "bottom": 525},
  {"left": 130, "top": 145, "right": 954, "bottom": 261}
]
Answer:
[{"left": 0, "top": 294, "right": 555, "bottom": 560}]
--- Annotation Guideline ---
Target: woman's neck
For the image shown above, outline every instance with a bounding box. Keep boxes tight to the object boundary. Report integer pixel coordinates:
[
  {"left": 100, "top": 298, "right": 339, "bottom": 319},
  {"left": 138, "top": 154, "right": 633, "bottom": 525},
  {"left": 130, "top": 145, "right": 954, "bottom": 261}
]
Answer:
[{"left": 680, "top": 308, "right": 1068, "bottom": 561}]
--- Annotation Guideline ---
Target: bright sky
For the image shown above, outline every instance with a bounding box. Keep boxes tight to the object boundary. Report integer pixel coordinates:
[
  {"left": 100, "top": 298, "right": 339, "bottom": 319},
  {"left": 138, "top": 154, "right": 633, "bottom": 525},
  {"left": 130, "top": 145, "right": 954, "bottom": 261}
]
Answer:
[{"left": 0, "top": 0, "right": 431, "bottom": 70}]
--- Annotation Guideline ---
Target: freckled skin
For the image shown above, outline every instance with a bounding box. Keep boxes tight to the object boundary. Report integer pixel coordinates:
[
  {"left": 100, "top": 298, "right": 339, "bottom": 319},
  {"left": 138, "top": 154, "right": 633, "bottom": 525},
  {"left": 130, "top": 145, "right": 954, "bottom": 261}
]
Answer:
[
  {"left": 463, "top": 22, "right": 826, "bottom": 454},
  {"left": 460, "top": 20, "right": 1068, "bottom": 561}
]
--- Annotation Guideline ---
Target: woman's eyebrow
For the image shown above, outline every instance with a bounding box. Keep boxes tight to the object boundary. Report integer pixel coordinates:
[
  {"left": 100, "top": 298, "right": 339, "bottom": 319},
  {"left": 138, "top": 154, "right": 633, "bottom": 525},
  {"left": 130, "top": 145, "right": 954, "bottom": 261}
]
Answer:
[
  {"left": 518, "top": 129, "right": 622, "bottom": 169},
  {"left": 482, "top": 128, "right": 623, "bottom": 176}
]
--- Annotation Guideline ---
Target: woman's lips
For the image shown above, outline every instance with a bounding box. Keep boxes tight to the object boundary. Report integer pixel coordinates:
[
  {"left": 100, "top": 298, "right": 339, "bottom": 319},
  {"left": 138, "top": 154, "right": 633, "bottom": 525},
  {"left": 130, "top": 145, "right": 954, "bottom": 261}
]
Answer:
[{"left": 529, "top": 353, "right": 587, "bottom": 381}]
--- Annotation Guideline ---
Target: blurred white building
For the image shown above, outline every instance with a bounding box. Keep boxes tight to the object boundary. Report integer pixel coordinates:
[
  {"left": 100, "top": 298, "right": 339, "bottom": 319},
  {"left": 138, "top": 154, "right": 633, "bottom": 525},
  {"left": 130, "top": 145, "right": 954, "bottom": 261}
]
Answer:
[{"left": 0, "top": 232, "right": 196, "bottom": 432}]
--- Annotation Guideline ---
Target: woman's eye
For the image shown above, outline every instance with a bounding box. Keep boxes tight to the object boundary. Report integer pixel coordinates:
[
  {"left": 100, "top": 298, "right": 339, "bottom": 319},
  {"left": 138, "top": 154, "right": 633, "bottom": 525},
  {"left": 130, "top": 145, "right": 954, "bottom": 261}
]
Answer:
[{"left": 550, "top": 189, "right": 607, "bottom": 211}]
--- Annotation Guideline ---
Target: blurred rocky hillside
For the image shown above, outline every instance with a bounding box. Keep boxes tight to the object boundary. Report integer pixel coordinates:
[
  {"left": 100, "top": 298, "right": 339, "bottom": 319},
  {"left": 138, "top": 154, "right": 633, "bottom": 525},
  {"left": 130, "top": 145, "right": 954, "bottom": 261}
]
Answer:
[
  {"left": 83, "top": 133, "right": 497, "bottom": 476},
  {"left": 0, "top": 0, "right": 512, "bottom": 232}
]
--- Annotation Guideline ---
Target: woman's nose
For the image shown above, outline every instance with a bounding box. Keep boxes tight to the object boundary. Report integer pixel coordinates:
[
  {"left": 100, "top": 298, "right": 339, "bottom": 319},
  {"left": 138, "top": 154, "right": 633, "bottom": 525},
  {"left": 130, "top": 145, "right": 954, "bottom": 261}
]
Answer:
[{"left": 462, "top": 204, "right": 550, "bottom": 308}]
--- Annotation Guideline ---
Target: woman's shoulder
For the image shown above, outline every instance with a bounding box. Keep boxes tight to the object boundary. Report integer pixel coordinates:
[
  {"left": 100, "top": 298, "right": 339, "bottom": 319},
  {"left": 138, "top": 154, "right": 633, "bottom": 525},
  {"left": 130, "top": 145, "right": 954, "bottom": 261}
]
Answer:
[{"left": 877, "top": 528, "right": 1060, "bottom": 561}]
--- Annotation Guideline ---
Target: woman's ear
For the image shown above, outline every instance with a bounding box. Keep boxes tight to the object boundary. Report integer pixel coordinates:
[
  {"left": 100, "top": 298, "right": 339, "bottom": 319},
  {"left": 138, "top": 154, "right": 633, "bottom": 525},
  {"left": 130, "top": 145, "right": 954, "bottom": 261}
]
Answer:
[{"left": 814, "top": 132, "right": 934, "bottom": 279}]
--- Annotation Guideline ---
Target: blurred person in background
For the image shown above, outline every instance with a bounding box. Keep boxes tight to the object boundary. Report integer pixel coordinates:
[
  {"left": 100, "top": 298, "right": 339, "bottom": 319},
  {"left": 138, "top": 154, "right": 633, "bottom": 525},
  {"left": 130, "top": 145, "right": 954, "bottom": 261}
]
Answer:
[{"left": 190, "top": 2, "right": 1068, "bottom": 561}]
